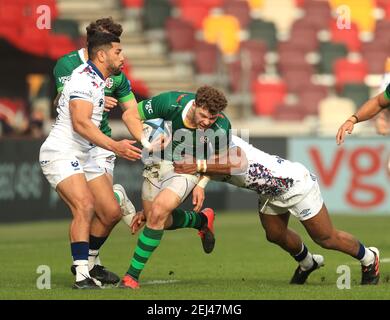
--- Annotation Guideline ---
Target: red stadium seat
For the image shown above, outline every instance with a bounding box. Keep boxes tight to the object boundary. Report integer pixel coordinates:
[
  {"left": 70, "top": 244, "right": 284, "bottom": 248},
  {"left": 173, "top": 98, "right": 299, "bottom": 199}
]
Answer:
[
  {"left": 330, "top": 20, "right": 361, "bottom": 52},
  {"left": 298, "top": 84, "right": 328, "bottom": 116},
  {"left": 47, "top": 34, "right": 77, "bottom": 59},
  {"left": 252, "top": 80, "right": 287, "bottom": 116},
  {"left": 273, "top": 103, "right": 306, "bottom": 121},
  {"left": 334, "top": 58, "right": 368, "bottom": 91},
  {"left": 178, "top": 2, "right": 211, "bottom": 29},
  {"left": 165, "top": 17, "right": 195, "bottom": 52},
  {"left": 14, "top": 28, "right": 50, "bottom": 56},
  {"left": 122, "top": 0, "right": 144, "bottom": 8},
  {"left": 282, "top": 65, "right": 314, "bottom": 93},
  {"left": 361, "top": 42, "right": 390, "bottom": 74},
  {"left": 194, "top": 41, "right": 219, "bottom": 75},
  {"left": 223, "top": 0, "right": 251, "bottom": 28}
]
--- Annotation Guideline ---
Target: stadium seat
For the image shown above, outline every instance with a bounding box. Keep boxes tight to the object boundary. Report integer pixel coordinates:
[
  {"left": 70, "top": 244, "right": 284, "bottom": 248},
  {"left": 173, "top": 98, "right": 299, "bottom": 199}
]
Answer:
[
  {"left": 278, "top": 45, "right": 308, "bottom": 73},
  {"left": 340, "top": 83, "right": 370, "bottom": 108},
  {"left": 178, "top": 1, "right": 211, "bottom": 29},
  {"left": 247, "top": 0, "right": 264, "bottom": 10},
  {"left": 330, "top": 20, "right": 361, "bottom": 52},
  {"left": 240, "top": 40, "right": 267, "bottom": 71},
  {"left": 259, "top": 0, "right": 296, "bottom": 34},
  {"left": 14, "top": 28, "right": 50, "bottom": 57},
  {"left": 361, "top": 42, "right": 390, "bottom": 74},
  {"left": 282, "top": 65, "right": 314, "bottom": 93},
  {"left": 248, "top": 19, "right": 277, "bottom": 50},
  {"left": 47, "top": 34, "right": 77, "bottom": 60},
  {"left": 318, "top": 96, "right": 356, "bottom": 135},
  {"left": 194, "top": 41, "right": 219, "bottom": 75},
  {"left": 122, "top": 0, "right": 144, "bottom": 8},
  {"left": 289, "top": 19, "right": 319, "bottom": 52},
  {"left": 302, "top": 0, "right": 332, "bottom": 31},
  {"left": 298, "top": 84, "right": 328, "bottom": 116},
  {"left": 223, "top": 0, "right": 251, "bottom": 28},
  {"left": 203, "top": 15, "right": 241, "bottom": 55},
  {"left": 273, "top": 103, "right": 306, "bottom": 121},
  {"left": 166, "top": 17, "right": 195, "bottom": 52},
  {"left": 318, "top": 42, "right": 348, "bottom": 74},
  {"left": 252, "top": 79, "right": 287, "bottom": 116},
  {"left": 334, "top": 58, "right": 368, "bottom": 91},
  {"left": 52, "top": 19, "right": 80, "bottom": 40},
  {"left": 143, "top": 0, "right": 172, "bottom": 30}
]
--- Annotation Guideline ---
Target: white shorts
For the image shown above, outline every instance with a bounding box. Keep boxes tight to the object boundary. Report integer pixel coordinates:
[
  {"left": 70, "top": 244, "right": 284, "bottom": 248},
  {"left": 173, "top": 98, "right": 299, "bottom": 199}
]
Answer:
[
  {"left": 90, "top": 146, "right": 116, "bottom": 176},
  {"left": 258, "top": 181, "right": 324, "bottom": 221},
  {"left": 141, "top": 161, "right": 199, "bottom": 202},
  {"left": 39, "top": 142, "right": 105, "bottom": 189}
]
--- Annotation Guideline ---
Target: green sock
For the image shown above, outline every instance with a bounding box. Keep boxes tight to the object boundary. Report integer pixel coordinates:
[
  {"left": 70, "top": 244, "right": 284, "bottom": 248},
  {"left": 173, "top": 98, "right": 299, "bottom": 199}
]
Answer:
[
  {"left": 114, "top": 191, "right": 121, "bottom": 204},
  {"left": 127, "top": 226, "right": 163, "bottom": 280},
  {"left": 167, "top": 208, "right": 206, "bottom": 230}
]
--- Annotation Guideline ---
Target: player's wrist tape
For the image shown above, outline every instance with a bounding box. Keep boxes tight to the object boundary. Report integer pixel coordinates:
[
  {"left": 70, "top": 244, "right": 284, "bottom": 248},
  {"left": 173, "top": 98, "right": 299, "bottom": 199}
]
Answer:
[
  {"left": 197, "top": 176, "right": 210, "bottom": 188},
  {"left": 141, "top": 137, "right": 152, "bottom": 150},
  {"left": 350, "top": 115, "right": 359, "bottom": 123},
  {"left": 196, "top": 159, "right": 207, "bottom": 173}
]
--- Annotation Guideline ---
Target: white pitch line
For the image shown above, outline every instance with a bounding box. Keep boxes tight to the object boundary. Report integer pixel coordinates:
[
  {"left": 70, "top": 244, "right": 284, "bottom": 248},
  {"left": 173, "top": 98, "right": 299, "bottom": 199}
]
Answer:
[
  {"left": 143, "top": 279, "right": 180, "bottom": 285},
  {"left": 344, "top": 257, "right": 390, "bottom": 265}
]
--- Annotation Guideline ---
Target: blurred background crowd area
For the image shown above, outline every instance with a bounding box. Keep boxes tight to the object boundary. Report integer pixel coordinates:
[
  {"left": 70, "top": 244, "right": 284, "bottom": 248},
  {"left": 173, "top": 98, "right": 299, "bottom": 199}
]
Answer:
[{"left": 1, "top": 0, "right": 390, "bottom": 138}]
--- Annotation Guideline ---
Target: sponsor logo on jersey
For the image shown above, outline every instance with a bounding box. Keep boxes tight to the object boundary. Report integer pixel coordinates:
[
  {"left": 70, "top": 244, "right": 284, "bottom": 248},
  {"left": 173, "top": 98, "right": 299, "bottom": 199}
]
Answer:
[
  {"left": 40, "top": 160, "right": 50, "bottom": 166},
  {"left": 145, "top": 100, "right": 153, "bottom": 114},
  {"left": 105, "top": 77, "right": 114, "bottom": 89},
  {"left": 71, "top": 161, "right": 79, "bottom": 168},
  {"left": 58, "top": 76, "right": 71, "bottom": 84},
  {"left": 300, "top": 209, "right": 311, "bottom": 218},
  {"left": 98, "top": 99, "right": 104, "bottom": 108}
]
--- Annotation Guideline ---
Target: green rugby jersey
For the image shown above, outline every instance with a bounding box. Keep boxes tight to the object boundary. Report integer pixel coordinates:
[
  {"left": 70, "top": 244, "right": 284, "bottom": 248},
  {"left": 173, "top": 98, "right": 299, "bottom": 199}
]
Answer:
[
  {"left": 53, "top": 48, "right": 135, "bottom": 137},
  {"left": 138, "top": 91, "right": 231, "bottom": 161}
]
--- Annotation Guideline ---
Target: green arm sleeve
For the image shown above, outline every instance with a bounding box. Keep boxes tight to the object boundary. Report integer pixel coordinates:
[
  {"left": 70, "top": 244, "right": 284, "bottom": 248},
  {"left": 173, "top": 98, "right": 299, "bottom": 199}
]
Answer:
[
  {"left": 114, "top": 73, "right": 134, "bottom": 103},
  {"left": 53, "top": 58, "right": 74, "bottom": 93},
  {"left": 384, "top": 83, "right": 390, "bottom": 101},
  {"left": 137, "top": 92, "right": 174, "bottom": 120}
]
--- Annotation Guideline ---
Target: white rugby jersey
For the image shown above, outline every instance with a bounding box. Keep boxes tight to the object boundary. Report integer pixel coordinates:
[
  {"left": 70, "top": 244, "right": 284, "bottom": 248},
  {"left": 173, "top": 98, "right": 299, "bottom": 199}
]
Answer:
[
  {"left": 47, "top": 61, "right": 106, "bottom": 151},
  {"left": 220, "top": 136, "right": 316, "bottom": 206}
]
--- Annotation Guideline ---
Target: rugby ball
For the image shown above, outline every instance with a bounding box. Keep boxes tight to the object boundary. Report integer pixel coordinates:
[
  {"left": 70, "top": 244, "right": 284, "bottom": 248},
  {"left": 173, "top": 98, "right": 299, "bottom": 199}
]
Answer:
[{"left": 142, "top": 118, "right": 172, "bottom": 148}]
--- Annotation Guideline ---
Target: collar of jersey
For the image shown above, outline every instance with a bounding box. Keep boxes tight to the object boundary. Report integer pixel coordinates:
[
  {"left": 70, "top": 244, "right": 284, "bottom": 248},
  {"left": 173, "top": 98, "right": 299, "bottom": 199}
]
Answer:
[
  {"left": 182, "top": 99, "right": 196, "bottom": 129},
  {"left": 78, "top": 48, "right": 87, "bottom": 63},
  {"left": 87, "top": 60, "right": 105, "bottom": 80}
]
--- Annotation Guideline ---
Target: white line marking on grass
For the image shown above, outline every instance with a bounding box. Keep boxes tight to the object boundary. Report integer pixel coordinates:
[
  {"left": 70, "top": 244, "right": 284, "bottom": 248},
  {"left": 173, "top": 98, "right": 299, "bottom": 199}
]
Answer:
[
  {"left": 143, "top": 279, "right": 180, "bottom": 285},
  {"left": 345, "top": 257, "right": 390, "bottom": 265}
]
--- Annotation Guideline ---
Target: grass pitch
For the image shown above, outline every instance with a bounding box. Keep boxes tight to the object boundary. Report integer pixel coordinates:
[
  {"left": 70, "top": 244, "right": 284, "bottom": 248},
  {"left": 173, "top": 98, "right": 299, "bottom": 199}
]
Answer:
[{"left": 0, "top": 212, "right": 389, "bottom": 300}]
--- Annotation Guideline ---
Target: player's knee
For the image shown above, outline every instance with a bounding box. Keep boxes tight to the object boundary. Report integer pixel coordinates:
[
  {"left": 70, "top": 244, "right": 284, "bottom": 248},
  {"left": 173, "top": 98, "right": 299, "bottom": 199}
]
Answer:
[
  {"left": 150, "top": 202, "right": 169, "bottom": 225},
  {"left": 100, "top": 203, "right": 122, "bottom": 227},
  {"left": 73, "top": 195, "right": 95, "bottom": 217}
]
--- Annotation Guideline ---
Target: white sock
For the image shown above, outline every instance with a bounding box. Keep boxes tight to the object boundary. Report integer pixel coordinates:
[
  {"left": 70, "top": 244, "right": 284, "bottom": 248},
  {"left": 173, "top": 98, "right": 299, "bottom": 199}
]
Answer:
[
  {"left": 360, "top": 248, "right": 375, "bottom": 266},
  {"left": 297, "top": 247, "right": 314, "bottom": 271},
  {"left": 74, "top": 260, "right": 90, "bottom": 282},
  {"left": 88, "top": 249, "right": 100, "bottom": 270}
]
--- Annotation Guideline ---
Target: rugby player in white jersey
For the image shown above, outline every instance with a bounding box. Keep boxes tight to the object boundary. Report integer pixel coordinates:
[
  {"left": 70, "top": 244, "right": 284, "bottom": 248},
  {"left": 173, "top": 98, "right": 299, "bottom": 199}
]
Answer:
[
  {"left": 173, "top": 135, "right": 380, "bottom": 285},
  {"left": 39, "top": 32, "right": 142, "bottom": 289}
]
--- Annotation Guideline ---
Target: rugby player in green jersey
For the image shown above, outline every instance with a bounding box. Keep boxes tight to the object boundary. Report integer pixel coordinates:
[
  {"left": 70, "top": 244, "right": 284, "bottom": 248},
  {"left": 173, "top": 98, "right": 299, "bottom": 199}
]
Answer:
[
  {"left": 53, "top": 18, "right": 141, "bottom": 286},
  {"left": 119, "top": 86, "right": 231, "bottom": 288}
]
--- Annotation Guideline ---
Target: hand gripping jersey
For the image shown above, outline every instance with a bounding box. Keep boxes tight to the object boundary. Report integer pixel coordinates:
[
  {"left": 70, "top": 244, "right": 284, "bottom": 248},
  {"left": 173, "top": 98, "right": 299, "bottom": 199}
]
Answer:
[
  {"left": 223, "top": 136, "right": 316, "bottom": 207},
  {"left": 138, "top": 91, "right": 231, "bottom": 162},
  {"left": 47, "top": 61, "right": 106, "bottom": 151}
]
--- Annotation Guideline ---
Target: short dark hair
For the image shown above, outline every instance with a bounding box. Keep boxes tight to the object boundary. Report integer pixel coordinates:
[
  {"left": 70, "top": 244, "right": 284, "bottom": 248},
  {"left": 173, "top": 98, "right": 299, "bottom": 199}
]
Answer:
[
  {"left": 87, "top": 32, "right": 120, "bottom": 60},
  {"left": 86, "top": 17, "right": 123, "bottom": 39},
  {"left": 195, "top": 86, "right": 227, "bottom": 115}
]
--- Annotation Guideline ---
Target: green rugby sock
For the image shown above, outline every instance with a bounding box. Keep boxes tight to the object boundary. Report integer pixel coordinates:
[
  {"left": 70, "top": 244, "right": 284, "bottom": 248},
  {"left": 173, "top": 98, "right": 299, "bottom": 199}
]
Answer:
[
  {"left": 127, "top": 226, "right": 163, "bottom": 280},
  {"left": 167, "top": 208, "right": 206, "bottom": 230}
]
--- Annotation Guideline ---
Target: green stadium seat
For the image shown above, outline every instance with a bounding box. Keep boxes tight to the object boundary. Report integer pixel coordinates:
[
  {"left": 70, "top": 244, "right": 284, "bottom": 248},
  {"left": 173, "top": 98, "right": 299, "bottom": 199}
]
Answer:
[
  {"left": 143, "top": 0, "right": 172, "bottom": 30},
  {"left": 52, "top": 19, "right": 80, "bottom": 40},
  {"left": 318, "top": 42, "right": 348, "bottom": 74},
  {"left": 248, "top": 19, "right": 277, "bottom": 51},
  {"left": 340, "top": 83, "right": 370, "bottom": 108}
]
